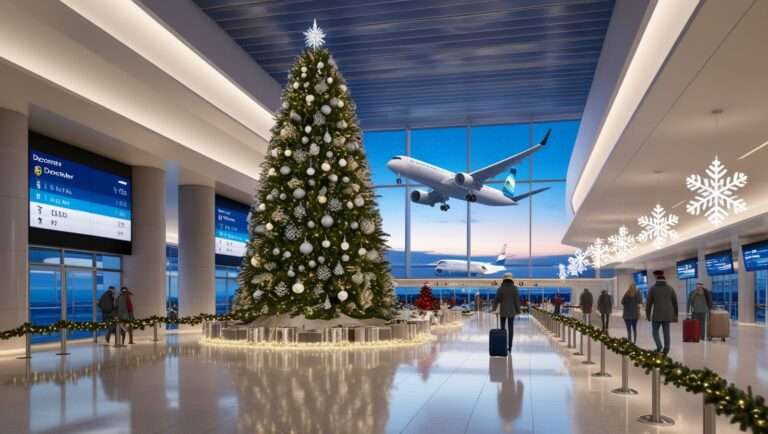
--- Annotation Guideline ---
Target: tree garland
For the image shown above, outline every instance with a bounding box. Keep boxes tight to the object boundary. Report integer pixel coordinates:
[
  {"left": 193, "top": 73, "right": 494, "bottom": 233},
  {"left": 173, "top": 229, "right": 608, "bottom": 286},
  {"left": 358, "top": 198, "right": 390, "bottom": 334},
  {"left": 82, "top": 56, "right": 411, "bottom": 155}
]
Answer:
[{"left": 532, "top": 308, "right": 768, "bottom": 433}]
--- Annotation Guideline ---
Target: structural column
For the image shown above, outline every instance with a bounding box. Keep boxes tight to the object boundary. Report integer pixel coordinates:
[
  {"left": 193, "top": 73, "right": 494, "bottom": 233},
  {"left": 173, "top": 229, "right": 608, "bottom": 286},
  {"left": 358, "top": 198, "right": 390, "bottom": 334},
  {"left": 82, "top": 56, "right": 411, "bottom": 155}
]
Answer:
[
  {"left": 0, "top": 109, "right": 28, "bottom": 352},
  {"left": 697, "top": 249, "right": 711, "bottom": 291},
  {"left": 123, "top": 167, "right": 166, "bottom": 335},
  {"left": 732, "top": 236, "right": 755, "bottom": 323},
  {"left": 178, "top": 185, "right": 215, "bottom": 319}
]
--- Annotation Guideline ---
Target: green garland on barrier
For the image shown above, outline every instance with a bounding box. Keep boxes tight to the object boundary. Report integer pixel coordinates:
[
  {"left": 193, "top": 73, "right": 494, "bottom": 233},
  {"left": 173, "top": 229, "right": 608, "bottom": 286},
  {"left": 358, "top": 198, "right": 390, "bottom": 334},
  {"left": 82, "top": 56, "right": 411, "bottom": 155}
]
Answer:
[{"left": 532, "top": 308, "right": 768, "bottom": 434}]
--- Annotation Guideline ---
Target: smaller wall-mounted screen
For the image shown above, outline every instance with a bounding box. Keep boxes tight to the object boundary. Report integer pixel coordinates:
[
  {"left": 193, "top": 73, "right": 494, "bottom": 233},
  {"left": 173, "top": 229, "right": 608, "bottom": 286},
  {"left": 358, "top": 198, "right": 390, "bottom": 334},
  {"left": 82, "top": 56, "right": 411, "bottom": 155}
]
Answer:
[
  {"left": 742, "top": 240, "right": 768, "bottom": 272},
  {"left": 705, "top": 250, "right": 734, "bottom": 276},
  {"left": 676, "top": 258, "right": 698, "bottom": 280},
  {"left": 215, "top": 195, "right": 250, "bottom": 264},
  {"left": 633, "top": 270, "right": 648, "bottom": 287},
  {"left": 29, "top": 133, "right": 132, "bottom": 254}
]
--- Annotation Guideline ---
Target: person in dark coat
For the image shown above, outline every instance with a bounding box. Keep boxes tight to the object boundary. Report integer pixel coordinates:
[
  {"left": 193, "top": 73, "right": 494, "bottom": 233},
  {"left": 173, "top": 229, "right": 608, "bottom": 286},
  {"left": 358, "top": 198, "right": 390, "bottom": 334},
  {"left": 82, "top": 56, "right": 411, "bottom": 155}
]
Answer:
[
  {"left": 646, "top": 270, "right": 678, "bottom": 355},
  {"left": 687, "top": 282, "right": 713, "bottom": 340},
  {"left": 597, "top": 290, "right": 613, "bottom": 332},
  {"left": 492, "top": 273, "right": 522, "bottom": 351},
  {"left": 116, "top": 286, "right": 135, "bottom": 344},
  {"left": 552, "top": 294, "right": 564, "bottom": 315},
  {"left": 579, "top": 289, "right": 593, "bottom": 325},
  {"left": 98, "top": 286, "right": 116, "bottom": 343},
  {"left": 621, "top": 283, "right": 643, "bottom": 343}
]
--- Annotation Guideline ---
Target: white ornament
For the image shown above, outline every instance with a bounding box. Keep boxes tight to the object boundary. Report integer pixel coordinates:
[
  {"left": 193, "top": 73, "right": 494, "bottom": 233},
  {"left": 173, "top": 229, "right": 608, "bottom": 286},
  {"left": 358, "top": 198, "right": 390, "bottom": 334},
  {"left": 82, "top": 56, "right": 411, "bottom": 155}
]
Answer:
[
  {"left": 257, "top": 203, "right": 266, "bottom": 211},
  {"left": 350, "top": 221, "right": 359, "bottom": 230},
  {"left": 300, "top": 240, "right": 314, "bottom": 255},
  {"left": 361, "top": 220, "right": 375, "bottom": 234},
  {"left": 587, "top": 238, "right": 612, "bottom": 270},
  {"left": 303, "top": 82, "right": 309, "bottom": 88},
  {"left": 321, "top": 105, "right": 332, "bottom": 115},
  {"left": 280, "top": 166, "right": 291, "bottom": 175},
  {"left": 307, "top": 167, "right": 316, "bottom": 176},
  {"left": 308, "top": 260, "right": 317, "bottom": 268},
  {"left": 309, "top": 143, "right": 320, "bottom": 156},
  {"left": 333, "top": 262, "right": 344, "bottom": 275},
  {"left": 321, "top": 162, "right": 331, "bottom": 172},
  {"left": 283, "top": 251, "right": 292, "bottom": 259},
  {"left": 300, "top": 72, "right": 307, "bottom": 79},
  {"left": 558, "top": 264, "right": 568, "bottom": 280},
  {"left": 340, "top": 84, "right": 348, "bottom": 93},
  {"left": 329, "top": 174, "right": 338, "bottom": 182},
  {"left": 284, "top": 149, "right": 292, "bottom": 157},
  {"left": 357, "top": 247, "right": 367, "bottom": 256},
  {"left": 337, "top": 290, "right": 348, "bottom": 301},
  {"left": 366, "top": 249, "right": 379, "bottom": 261},
  {"left": 271, "top": 148, "right": 279, "bottom": 158},
  {"left": 323, "top": 296, "right": 332, "bottom": 310},
  {"left": 321, "top": 239, "right": 331, "bottom": 248},
  {"left": 305, "top": 94, "right": 315, "bottom": 104},
  {"left": 293, "top": 82, "right": 299, "bottom": 89},
  {"left": 317, "top": 61, "right": 325, "bottom": 70},
  {"left": 346, "top": 201, "right": 354, "bottom": 209},
  {"left": 330, "top": 97, "right": 340, "bottom": 107},
  {"left": 321, "top": 215, "right": 334, "bottom": 227},
  {"left": 686, "top": 156, "right": 748, "bottom": 227},
  {"left": 298, "top": 265, "right": 305, "bottom": 272},
  {"left": 342, "top": 176, "right": 350, "bottom": 183},
  {"left": 341, "top": 254, "right": 350, "bottom": 262},
  {"left": 307, "top": 221, "right": 316, "bottom": 229},
  {"left": 354, "top": 196, "right": 365, "bottom": 207},
  {"left": 287, "top": 268, "right": 295, "bottom": 278},
  {"left": 265, "top": 223, "right": 274, "bottom": 231},
  {"left": 326, "top": 77, "right": 333, "bottom": 84},
  {"left": 317, "top": 195, "right": 327, "bottom": 204},
  {"left": 302, "top": 136, "right": 309, "bottom": 144},
  {"left": 282, "top": 101, "right": 289, "bottom": 109},
  {"left": 637, "top": 204, "right": 679, "bottom": 249},
  {"left": 292, "top": 282, "right": 305, "bottom": 294},
  {"left": 301, "top": 66, "right": 308, "bottom": 73},
  {"left": 279, "top": 193, "right": 287, "bottom": 200},
  {"left": 268, "top": 168, "right": 276, "bottom": 176},
  {"left": 338, "top": 158, "right": 347, "bottom": 167},
  {"left": 272, "top": 248, "right": 280, "bottom": 256},
  {"left": 254, "top": 224, "right": 266, "bottom": 234},
  {"left": 250, "top": 256, "right": 260, "bottom": 267},
  {"left": 608, "top": 226, "right": 637, "bottom": 261},
  {"left": 304, "top": 125, "right": 312, "bottom": 134},
  {"left": 337, "top": 100, "right": 344, "bottom": 108},
  {"left": 351, "top": 272, "right": 364, "bottom": 285},
  {"left": 323, "top": 132, "right": 332, "bottom": 143},
  {"left": 336, "top": 120, "right": 347, "bottom": 129},
  {"left": 293, "top": 188, "right": 306, "bottom": 199},
  {"left": 341, "top": 240, "right": 349, "bottom": 251},
  {"left": 567, "top": 248, "right": 591, "bottom": 277}
]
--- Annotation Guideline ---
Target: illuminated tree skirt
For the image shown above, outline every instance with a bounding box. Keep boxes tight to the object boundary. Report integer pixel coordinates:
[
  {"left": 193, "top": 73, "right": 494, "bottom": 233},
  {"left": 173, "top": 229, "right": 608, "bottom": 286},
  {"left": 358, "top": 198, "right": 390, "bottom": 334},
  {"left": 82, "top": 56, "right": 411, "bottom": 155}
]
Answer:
[{"left": 200, "top": 333, "right": 435, "bottom": 351}]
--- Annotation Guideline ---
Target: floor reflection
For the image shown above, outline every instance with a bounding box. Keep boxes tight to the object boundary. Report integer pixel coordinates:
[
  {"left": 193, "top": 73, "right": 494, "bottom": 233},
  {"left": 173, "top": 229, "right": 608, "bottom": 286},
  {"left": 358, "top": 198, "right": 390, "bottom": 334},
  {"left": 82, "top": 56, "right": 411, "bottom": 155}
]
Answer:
[{"left": 489, "top": 356, "right": 525, "bottom": 430}]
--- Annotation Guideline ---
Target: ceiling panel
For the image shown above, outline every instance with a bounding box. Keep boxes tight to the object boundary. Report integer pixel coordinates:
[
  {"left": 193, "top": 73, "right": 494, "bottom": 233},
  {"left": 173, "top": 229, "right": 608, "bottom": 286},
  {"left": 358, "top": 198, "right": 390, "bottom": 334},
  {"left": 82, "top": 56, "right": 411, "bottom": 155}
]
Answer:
[{"left": 194, "top": 0, "right": 615, "bottom": 129}]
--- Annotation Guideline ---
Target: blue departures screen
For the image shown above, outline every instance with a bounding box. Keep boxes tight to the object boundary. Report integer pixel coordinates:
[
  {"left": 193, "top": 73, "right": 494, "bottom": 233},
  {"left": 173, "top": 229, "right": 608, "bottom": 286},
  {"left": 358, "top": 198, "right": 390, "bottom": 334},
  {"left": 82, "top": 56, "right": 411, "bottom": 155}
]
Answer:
[
  {"left": 743, "top": 240, "right": 768, "bottom": 272},
  {"left": 676, "top": 258, "right": 698, "bottom": 280},
  {"left": 215, "top": 196, "right": 250, "bottom": 257},
  {"left": 633, "top": 270, "right": 648, "bottom": 287},
  {"left": 29, "top": 150, "right": 131, "bottom": 241},
  {"left": 705, "top": 250, "right": 734, "bottom": 276}
]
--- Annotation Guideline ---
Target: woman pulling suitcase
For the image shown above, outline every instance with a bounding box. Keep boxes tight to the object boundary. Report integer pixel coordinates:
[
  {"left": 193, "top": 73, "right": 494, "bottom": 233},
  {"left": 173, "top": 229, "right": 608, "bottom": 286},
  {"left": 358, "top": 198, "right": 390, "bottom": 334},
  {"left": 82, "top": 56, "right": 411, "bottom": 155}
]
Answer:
[{"left": 490, "top": 273, "right": 521, "bottom": 356}]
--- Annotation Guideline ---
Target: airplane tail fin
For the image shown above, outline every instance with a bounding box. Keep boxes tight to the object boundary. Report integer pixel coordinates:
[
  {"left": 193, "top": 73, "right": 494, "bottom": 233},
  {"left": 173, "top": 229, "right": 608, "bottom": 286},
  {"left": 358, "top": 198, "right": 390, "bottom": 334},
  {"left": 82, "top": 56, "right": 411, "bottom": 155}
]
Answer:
[
  {"left": 539, "top": 128, "right": 551, "bottom": 146},
  {"left": 495, "top": 244, "right": 507, "bottom": 265},
  {"left": 506, "top": 186, "right": 550, "bottom": 202}
]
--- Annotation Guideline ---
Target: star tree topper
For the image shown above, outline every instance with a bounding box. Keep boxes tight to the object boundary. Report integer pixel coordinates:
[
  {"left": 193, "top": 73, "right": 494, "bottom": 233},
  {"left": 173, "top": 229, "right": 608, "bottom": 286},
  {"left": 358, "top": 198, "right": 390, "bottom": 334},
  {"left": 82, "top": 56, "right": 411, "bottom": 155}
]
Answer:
[{"left": 303, "top": 19, "right": 326, "bottom": 49}]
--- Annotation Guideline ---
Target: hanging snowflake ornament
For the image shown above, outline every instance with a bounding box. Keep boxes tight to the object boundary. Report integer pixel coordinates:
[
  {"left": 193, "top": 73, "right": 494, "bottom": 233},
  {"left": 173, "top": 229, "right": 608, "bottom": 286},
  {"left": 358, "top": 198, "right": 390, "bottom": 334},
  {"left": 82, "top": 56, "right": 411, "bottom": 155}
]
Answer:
[
  {"left": 607, "top": 225, "right": 637, "bottom": 261},
  {"left": 303, "top": 19, "right": 326, "bottom": 49},
  {"left": 567, "top": 248, "right": 590, "bottom": 277},
  {"left": 686, "top": 156, "right": 748, "bottom": 227},
  {"left": 587, "top": 238, "right": 612, "bottom": 269},
  {"left": 637, "top": 203, "right": 679, "bottom": 249},
  {"left": 558, "top": 264, "right": 568, "bottom": 280}
]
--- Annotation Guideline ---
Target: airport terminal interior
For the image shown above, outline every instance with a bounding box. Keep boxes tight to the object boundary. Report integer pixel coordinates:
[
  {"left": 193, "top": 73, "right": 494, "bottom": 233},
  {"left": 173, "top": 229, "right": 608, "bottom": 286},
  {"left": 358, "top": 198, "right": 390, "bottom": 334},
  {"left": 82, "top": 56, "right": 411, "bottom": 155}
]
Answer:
[{"left": 2, "top": 0, "right": 768, "bottom": 433}]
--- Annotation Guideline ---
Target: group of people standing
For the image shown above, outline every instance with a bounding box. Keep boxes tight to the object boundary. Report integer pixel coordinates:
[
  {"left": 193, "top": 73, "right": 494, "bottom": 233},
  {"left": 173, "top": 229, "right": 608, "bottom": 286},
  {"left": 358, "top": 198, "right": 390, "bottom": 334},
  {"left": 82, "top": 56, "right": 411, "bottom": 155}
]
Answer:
[{"left": 97, "top": 285, "right": 136, "bottom": 344}]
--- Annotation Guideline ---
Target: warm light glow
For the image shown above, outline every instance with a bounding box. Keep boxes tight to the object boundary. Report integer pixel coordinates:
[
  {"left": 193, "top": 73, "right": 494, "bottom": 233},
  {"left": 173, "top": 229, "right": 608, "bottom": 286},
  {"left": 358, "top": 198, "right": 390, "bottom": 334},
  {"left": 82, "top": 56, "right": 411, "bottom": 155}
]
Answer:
[
  {"left": 571, "top": 0, "right": 700, "bottom": 212},
  {"left": 200, "top": 333, "right": 435, "bottom": 351},
  {"left": 738, "top": 139, "right": 768, "bottom": 160}
]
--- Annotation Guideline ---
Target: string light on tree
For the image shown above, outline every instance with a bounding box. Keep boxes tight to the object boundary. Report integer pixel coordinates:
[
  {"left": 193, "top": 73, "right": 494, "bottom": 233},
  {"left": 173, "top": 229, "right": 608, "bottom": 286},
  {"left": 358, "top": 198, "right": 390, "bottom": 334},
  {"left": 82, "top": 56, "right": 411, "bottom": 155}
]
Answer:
[
  {"left": 637, "top": 204, "right": 679, "bottom": 249},
  {"left": 686, "top": 156, "right": 748, "bottom": 227}
]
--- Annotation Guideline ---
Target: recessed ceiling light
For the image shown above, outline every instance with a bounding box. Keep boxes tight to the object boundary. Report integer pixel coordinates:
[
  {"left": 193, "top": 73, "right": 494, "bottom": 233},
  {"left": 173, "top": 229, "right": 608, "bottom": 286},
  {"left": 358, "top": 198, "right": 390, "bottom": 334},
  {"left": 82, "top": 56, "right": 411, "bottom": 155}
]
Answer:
[{"left": 738, "top": 139, "right": 768, "bottom": 160}]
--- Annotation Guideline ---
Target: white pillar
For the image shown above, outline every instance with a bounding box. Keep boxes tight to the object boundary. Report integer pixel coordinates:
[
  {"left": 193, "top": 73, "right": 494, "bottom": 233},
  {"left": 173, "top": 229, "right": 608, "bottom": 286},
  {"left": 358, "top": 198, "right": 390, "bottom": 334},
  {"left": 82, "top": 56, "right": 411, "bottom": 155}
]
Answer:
[
  {"left": 0, "top": 109, "right": 28, "bottom": 352},
  {"left": 123, "top": 167, "right": 166, "bottom": 334},
  {"left": 178, "top": 185, "right": 215, "bottom": 319},
  {"left": 732, "top": 237, "right": 755, "bottom": 323},
  {"left": 697, "top": 249, "right": 711, "bottom": 290}
]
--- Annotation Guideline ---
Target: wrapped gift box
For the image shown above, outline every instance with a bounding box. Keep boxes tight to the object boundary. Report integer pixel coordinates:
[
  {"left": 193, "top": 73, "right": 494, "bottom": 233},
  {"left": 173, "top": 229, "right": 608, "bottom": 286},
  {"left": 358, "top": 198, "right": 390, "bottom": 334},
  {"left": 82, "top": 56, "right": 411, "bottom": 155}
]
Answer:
[
  {"left": 269, "top": 327, "right": 297, "bottom": 343},
  {"left": 298, "top": 330, "right": 323, "bottom": 343},
  {"left": 375, "top": 326, "right": 392, "bottom": 341},
  {"left": 322, "top": 327, "right": 350, "bottom": 344},
  {"left": 390, "top": 323, "right": 407, "bottom": 340},
  {"left": 204, "top": 321, "right": 227, "bottom": 338},
  {"left": 247, "top": 327, "right": 267, "bottom": 343},
  {"left": 350, "top": 327, "right": 367, "bottom": 343},
  {"left": 222, "top": 327, "right": 247, "bottom": 341}
]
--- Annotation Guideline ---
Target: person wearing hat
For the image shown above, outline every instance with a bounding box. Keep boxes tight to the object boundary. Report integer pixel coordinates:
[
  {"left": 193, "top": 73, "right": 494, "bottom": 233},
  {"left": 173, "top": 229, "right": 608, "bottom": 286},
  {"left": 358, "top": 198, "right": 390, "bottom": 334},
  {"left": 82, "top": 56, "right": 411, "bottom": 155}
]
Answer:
[
  {"left": 646, "top": 270, "right": 678, "bottom": 355},
  {"left": 688, "top": 282, "right": 713, "bottom": 340},
  {"left": 492, "top": 272, "right": 522, "bottom": 351},
  {"left": 116, "top": 286, "right": 135, "bottom": 344}
]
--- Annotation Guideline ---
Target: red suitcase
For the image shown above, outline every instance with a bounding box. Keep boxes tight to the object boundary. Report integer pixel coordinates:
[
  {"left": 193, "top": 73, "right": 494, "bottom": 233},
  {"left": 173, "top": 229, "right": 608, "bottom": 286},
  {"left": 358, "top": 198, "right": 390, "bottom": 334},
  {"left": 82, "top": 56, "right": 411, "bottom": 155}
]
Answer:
[{"left": 683, "top": 318, "right": 700, "bottom": 343}]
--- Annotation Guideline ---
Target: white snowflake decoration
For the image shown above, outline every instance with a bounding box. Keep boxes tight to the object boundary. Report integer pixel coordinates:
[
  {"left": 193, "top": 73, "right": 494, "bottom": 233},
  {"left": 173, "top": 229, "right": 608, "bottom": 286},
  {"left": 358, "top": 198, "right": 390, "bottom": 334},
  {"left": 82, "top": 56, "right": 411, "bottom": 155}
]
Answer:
[
  {"left": 637, "top": 203, "right": 679, "bottom": 249},
  {"left": 608, "top": 225, "right": 637, "bottom": 261},
  {"left": 686, "top": 156, "right": 748, "bottom": 227},
  {"left": 587, "top": 238, "right": 612, "bottom": 269},
  {"left": 303, "top": 19, "right": 326, "bottom": 49},
  {"left": 558, "top": 264, "right": 568, "bottom": 280},
  {"left": 567, "top": 248, "right": 590, "bottom": 277}
]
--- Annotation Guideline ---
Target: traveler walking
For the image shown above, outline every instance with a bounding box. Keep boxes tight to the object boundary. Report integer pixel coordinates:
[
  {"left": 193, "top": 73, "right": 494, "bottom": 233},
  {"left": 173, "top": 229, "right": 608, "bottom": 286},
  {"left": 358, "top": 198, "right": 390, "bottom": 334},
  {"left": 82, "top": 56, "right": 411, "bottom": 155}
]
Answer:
[
  {"left": 621, "top": 284, "right": 643, "bottom": 343},
  {"left": 597, "top": 289, "right": 613, "bottom": 332},
  {"left": 552, "top": 294, "right": 564, "bottom": 315},
  {"left": 117, "top": 286, "right": 135, "bottom": 345},
  {"left": 688, "top": 282, "right": 713, "bottom": 340},
  {"left": 98, "top": 286, "right": 116, "bottom": 343},
  {"left": 579, "top": 289, "right": 593, "bottom": 325},
  {"left": 646, "top": 270, "right": 678, "bottom": 355},
  {"left": 492, "top": 273, "right": 522, "bottom": 352}
]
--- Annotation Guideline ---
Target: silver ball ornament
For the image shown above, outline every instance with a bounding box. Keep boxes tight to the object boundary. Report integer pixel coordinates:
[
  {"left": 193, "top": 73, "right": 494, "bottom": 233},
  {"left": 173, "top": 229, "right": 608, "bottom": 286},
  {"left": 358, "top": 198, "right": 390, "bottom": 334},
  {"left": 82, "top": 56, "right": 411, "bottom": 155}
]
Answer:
[
  {"left": 321, "top": 215, "right": 334, "bottom": 227},
  {"left": 337, "top": 290, "right": 348, "bottom": 302}
]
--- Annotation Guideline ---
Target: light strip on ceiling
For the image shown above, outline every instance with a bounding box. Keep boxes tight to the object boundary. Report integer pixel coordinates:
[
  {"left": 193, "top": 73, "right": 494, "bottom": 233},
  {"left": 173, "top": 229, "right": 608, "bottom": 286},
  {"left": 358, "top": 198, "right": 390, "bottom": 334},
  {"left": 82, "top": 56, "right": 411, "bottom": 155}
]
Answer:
[
  {"left": 571, "top": 0, "right": 700, "bottom": 213},
  {"left": 59, "top": 0, "right": 274, "bottom": 141},
  {"left": 738, "top": 139, "right": 768, "bottom": 160}
]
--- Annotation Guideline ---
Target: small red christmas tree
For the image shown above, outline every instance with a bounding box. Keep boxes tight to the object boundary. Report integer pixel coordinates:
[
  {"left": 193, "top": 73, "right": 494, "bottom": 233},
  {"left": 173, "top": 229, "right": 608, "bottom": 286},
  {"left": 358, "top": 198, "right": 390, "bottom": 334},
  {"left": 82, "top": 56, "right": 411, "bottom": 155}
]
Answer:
[{"left": 414, "top": 283, "right": 438, "bottom": 311}]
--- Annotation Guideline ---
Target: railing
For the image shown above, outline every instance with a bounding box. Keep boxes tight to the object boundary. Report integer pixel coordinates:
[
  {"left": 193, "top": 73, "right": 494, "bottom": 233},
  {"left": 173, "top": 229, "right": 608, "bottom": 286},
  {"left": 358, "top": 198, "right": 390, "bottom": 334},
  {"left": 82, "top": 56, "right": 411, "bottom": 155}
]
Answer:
[{"left": 529, "top": 307, "right": 768, "bottom": 434}]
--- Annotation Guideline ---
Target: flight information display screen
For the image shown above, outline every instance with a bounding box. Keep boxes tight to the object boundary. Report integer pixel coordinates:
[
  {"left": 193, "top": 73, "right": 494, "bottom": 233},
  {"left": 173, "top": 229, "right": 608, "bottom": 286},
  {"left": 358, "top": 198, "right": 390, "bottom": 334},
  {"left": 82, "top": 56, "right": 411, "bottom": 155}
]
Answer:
[
  {"left": 215, "top": 196, "right": 250, "bottom": 258},
  {"left": 705, "top": 250, "right": 734, "bottom": 276},
  {"left": 743, "top": 240, "right": 768, "bottom": 272},
  {"left": 29, "top": 144, "right": 131, "bottom": 243},
  {"left": 676, "top": 258, "right": 698, "bottom": 280},
  {"left": 633, "top": 270, "right": 648, "bottom": 287}
]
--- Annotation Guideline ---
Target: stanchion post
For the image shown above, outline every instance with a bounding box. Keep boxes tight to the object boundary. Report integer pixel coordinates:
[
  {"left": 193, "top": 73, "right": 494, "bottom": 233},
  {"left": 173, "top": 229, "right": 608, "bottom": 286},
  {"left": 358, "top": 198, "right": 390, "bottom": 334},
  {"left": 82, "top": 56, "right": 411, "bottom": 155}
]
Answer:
[
  {"left": 703, "top": 394, "right": 716, "bottom": 434},
  {"left": 638, "top": 368, "right": 675, "bottom": 426},
  {"left": 612, "top": 355, "right": 638, "bottom": 395},
  {"left": 55, "top": 326, "right": 70, "bottom": 356},
  {"left": 582, "top": 334, "right": 595, "bottom": 365},
  {"left": 152, "top": 322, "right": 159, "bottom": 342},
  {"left": 592, "top": 340, "right": 611, "bottom": 377},
  {"left": 560, "top": 323, "right": 566, "bottom": 343},
  {"left": 16, "top": 328, "right": 32, "bottom": 360},
  {"left": 567, "top": 325, "right": 572, "bottom": 348},
  {"left": 575, "top": 331, "right": 584, "bottom": 356},
  {"left": 113, "top": 322, "right": 126, "bottom": 348}
]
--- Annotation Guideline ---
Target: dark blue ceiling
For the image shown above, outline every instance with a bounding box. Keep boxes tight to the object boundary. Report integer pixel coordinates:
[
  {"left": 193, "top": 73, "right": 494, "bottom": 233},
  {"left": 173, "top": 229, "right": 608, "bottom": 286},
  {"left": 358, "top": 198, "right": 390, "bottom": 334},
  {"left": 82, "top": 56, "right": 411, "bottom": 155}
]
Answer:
[{"left": 193, "top": 0, "right": 615, "bottom": 130}]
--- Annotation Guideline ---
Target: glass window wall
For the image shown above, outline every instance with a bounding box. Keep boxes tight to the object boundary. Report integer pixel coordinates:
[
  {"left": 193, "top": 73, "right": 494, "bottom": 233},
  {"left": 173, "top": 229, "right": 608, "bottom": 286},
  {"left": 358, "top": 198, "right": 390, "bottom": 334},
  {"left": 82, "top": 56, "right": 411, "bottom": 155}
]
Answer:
[{"left": 756, "top": 270, "right": 767, "bottom": 323}]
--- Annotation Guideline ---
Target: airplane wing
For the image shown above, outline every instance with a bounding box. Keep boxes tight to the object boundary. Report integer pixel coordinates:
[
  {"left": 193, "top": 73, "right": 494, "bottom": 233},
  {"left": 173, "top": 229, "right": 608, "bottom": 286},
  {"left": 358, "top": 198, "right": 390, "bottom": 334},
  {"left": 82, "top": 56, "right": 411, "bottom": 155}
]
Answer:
[
  {"left": 469, "top": 129, "right": 550, "bottom": 183},
  {"left": 507, "top": 186, "right": 550, "bottom": 202}
]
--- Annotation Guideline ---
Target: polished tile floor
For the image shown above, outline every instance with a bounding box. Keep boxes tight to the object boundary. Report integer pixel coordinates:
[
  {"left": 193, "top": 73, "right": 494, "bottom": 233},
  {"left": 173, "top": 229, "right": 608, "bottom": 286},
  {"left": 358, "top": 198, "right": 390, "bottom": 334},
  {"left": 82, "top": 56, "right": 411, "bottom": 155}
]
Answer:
[{"left": 0, "top": 314, "right": 763, "bottom": 434}]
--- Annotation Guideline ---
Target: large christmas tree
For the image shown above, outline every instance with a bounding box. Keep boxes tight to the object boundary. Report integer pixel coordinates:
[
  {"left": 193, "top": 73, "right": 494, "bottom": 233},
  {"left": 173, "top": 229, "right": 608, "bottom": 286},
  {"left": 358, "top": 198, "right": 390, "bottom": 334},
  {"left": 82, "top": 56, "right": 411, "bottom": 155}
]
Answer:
[{"left": 233, "top": 21, "right": 396, "bottom": 321}]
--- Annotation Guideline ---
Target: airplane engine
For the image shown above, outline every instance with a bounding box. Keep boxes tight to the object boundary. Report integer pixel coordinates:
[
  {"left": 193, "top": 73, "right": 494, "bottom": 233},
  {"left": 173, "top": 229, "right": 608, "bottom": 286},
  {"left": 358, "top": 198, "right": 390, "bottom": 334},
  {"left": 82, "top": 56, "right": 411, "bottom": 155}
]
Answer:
[
  {"left": 410, "top": 189, "right": 435, "bottom": 204},
  {"left": 454, "top": 172, "right": 474, "bottom": 186}
]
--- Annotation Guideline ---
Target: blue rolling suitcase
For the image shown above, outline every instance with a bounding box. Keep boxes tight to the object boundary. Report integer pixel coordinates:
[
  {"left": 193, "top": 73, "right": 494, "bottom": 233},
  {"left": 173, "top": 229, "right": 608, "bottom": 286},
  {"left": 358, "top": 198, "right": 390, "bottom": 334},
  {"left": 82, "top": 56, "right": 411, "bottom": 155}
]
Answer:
[{"left": 489, "top": 315, "right": 508, "bottom": 357}]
